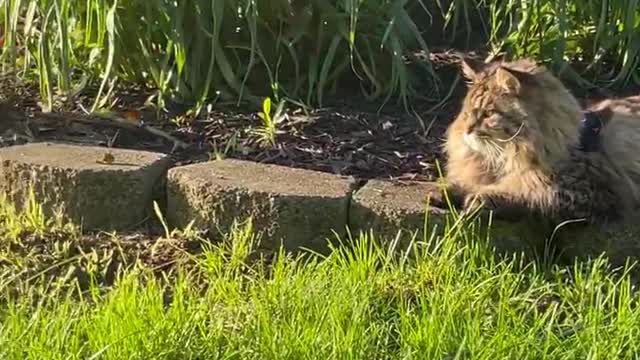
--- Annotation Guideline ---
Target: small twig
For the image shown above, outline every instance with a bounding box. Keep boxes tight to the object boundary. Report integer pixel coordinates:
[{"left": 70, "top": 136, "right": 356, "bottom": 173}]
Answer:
[
  {"left": 34, "top": 110, "right": 189, "bottom": 152},
  {"left": 140, "top": 124, "right": 188, "bottom": 152},
  {"left": 107, "top": 130, "right": 120, "bottom": 147}
]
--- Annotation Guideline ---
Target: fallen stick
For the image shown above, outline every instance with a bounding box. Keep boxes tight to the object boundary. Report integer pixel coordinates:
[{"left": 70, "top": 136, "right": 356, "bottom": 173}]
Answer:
[{"left": 32, "top": 110, "right": 189, "bottom": 152}]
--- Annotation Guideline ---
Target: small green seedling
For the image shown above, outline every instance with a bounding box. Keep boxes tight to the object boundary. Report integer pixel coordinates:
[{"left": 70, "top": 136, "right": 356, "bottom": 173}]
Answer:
[{"left": 254, "top": 96, "right": 287, "bottom": 147}]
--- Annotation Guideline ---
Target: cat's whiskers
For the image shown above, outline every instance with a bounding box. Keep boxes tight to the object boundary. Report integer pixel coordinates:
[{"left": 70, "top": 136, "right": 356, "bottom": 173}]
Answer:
[
  {"left": 495, "top": 122, "right": 525, "bottom": 143},
  {"left": 480, "top": 139, "right": 504, "bottom": 168},
  {"left": 489, "top": 140, "right": 504, "bottom": 155},
  {"left": 482, "top": 139, "right": 502, "bottom": 157}
]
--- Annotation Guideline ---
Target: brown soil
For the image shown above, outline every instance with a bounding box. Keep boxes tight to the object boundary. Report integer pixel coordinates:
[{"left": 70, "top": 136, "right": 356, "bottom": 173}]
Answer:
[
  {"left": 1, "top": 49, "right": 626, "bottom": 185},
  {"left": 0, "top": 51, "right": 479, "bottom": 185},
  {"left": 0, "top": 91, "right": 457, "bottom": 183}
]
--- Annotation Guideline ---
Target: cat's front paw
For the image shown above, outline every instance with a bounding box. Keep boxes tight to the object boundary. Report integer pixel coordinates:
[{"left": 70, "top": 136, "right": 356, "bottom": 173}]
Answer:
[
  {"left": 461, "top": 193, "right": 525, "bottom": 221},
  {"left": 432, "top": 183, "right": 465, "bottom": 209},
  {"left": 461, "top": 192, "right": 506, "bottom": 219},
  {"left": 463, "top": 193, "right": 492, "bottom": 211}
]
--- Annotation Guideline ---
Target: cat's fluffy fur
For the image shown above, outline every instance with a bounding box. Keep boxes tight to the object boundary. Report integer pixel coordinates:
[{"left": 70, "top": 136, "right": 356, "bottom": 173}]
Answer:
[{"left": 444, "top": 57, "right": 640, "bottom": 223}]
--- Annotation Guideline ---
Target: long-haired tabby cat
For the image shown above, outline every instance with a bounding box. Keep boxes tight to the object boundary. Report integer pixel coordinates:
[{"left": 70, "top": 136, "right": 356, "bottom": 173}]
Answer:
[{"left": 444, "top": 57, "right": 640, "bottom": 224}]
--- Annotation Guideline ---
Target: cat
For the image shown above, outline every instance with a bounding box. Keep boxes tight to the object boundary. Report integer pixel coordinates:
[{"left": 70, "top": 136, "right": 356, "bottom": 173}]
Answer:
[{"left": 443, "top": 57, "right": 640, "bottom": 224}]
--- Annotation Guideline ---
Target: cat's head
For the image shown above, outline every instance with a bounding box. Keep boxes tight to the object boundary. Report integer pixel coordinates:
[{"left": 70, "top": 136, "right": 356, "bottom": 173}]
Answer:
[{"left": 450, "top": 57, "right": 582, "bottom": 168}]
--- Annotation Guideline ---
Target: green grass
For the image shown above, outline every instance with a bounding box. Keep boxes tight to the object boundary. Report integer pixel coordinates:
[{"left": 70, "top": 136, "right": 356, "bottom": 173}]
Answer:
[
  {"left": 0, "top": 0, "right": 436, "bottom": 113},
  {"left": 1, "top": 192, "right": 640, "bottom": 358},
  {"left": 487, "top": 0, "right": 640, "bottom": 90},
  {"left": 1, "top": 0, "right": 639, "bottom": 116}
]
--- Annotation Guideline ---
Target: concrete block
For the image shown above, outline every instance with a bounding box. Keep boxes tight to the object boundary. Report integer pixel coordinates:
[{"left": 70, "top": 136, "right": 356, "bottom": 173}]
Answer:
[
  {"left": 0, "top": 142, "right": 171, "bottom": 231},
  {"left": 349, "top": 179, "right": 550, "bottom": 255},
  {"left": 167, "top": 159, "right": 357, "bottom": 251}
]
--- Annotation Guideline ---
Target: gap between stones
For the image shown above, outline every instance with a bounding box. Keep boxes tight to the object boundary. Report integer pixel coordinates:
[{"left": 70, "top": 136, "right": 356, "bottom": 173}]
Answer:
[{"left": 344, "top": 178, "right": 370, "bottom": 238}]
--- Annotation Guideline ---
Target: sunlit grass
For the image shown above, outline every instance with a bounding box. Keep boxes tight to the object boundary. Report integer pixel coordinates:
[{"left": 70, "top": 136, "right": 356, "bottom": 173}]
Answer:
[
  {"left": 487, "top": 0, "right": 640, "bottom": 90},
  {"left": 0, "top": 191, "right": 639, "bottom": 358}
]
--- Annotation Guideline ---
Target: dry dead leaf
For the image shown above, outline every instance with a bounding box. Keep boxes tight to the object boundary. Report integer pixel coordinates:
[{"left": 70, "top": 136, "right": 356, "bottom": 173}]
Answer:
[{"left": 101, "top": 152, "right": 115, "bottom": 164}]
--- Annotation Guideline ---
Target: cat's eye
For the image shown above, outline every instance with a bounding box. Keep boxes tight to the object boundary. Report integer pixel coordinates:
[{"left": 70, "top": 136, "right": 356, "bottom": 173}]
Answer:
[
  {"left": 483, "top": 115, "right": 499, "bottom": 128},
  {"left": 470, "top": 109, "right": 484, "bottom": 122}
]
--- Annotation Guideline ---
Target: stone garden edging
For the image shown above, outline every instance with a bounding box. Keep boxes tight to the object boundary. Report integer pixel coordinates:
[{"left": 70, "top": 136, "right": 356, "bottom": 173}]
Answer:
[{"left": 0, "top": 142, "right": 635, "bottom": 265}]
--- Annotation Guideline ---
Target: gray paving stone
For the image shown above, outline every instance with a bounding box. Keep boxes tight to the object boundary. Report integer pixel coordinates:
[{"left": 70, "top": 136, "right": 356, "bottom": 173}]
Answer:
[
  {"left": 0, "top": 142, "right": 171, "bottom": 231},
  {"left": 167, "top": 159, "right": 357, "bottom": 251},
  {"left": 349, "top": 179, "right": 549, "bottom": 255}
]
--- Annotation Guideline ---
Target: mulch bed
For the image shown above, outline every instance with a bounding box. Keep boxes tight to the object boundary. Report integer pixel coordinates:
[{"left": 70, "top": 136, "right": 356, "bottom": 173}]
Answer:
[
  {"left": 184, "top": 103, "right": 454, "bottom": 182},
  {"left": 0, "top": 100, "right": 458, "bottom": 182},
  {"left": 0, "top": 49, "right": 627, "bottom": 184},
  {"left": 0, "top": 52, "right": 473, "bottom": 183}
]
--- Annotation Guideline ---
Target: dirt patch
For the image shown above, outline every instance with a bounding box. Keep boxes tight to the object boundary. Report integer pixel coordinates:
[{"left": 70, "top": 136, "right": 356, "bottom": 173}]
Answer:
[
  {"left": 190, "top": 105, "right": 452, "bottom": 180},
  {"left": 0, "top": 100, "right": 456, "bottom": 183}
]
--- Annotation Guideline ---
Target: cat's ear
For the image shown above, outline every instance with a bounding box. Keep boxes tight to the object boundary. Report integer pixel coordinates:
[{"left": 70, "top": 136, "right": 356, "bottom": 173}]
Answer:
[
  {"left": 460, "top": 58, "right": 483, "bottom": 82},
  {"left": 495, "top": 66, "right": 530, "bottom": 94}
]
